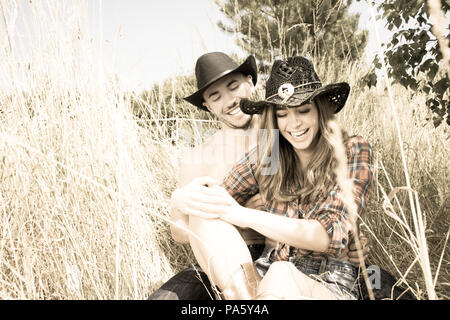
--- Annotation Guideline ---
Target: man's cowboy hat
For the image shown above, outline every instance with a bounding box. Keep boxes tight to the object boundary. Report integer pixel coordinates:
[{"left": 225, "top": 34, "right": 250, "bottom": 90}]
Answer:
[
  {"left": 184, "top": 52, "right": 258, "bottom": 111},
  {"left": 240, "top": 56, "right": 350, "bottom": 115}
]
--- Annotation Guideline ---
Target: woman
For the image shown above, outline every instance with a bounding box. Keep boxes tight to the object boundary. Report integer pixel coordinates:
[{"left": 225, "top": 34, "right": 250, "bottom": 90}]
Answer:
[{"left": 185, "top": 56, "right": 373, "bottom": 299}]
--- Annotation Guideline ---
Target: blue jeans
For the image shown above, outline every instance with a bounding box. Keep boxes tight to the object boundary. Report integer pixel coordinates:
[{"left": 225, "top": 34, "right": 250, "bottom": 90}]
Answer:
[
  {"left": 255, "top": 246, "right": 359, "bottom": 300},
  {"left": 149, "top": 244, "right": 412, "bottom": 300},
  {"left": 289, "top": 256, "right": 359, "bottom": 299}
]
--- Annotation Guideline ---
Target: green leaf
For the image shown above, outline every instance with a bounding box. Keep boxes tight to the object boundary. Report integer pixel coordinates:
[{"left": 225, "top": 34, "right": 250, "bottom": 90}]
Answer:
[
  {"left": 433, "top": 117, "right": 442, "bottom": 128},
  {"left": 432, "top": 78, "right": 449, "bottom": 99}
]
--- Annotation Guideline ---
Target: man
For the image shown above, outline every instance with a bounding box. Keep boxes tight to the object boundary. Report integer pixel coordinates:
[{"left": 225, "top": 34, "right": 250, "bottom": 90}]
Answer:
[{"left": 148, "top": 52, "right": 368, "bottom": 300}]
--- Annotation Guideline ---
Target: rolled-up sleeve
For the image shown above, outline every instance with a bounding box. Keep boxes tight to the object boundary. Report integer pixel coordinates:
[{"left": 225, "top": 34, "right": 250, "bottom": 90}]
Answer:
[
  {"left": 222, "top": 148, "right": 259, "bottom": 206},
  {"left": 310, "top": 136, "right": 374, "bottom": 256},
  {"left": 347, "top": 136, "right": 373, "bottom": 219}
]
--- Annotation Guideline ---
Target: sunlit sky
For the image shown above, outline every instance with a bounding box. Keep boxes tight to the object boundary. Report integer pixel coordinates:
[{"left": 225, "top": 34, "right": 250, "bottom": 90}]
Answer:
[
  {"left": 95, "top": 0, "right": 395, "bottom": 91},
  {"left": 6, "top": 0, "right": 397, "bottom": 91},
  {"left": 99, "top": 0, "right": 244, "bottom": 89}
]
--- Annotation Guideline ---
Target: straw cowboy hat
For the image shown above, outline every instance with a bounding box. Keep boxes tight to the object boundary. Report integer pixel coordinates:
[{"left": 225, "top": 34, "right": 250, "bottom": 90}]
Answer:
[
  {"left": 184, "top": 52, "right": 258, "bottom": 111},
  {"left": 240, "top": 56, "right": 350, "bottom": 114}
]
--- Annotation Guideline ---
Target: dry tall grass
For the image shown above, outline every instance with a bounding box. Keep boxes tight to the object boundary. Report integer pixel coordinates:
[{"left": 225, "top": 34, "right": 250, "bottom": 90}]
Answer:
[
  {"left": 0, "top": 0, "right": 448, "bottom": 299},
  {"left": 0, "top": 0, "right": 188, "bottom": 299}
]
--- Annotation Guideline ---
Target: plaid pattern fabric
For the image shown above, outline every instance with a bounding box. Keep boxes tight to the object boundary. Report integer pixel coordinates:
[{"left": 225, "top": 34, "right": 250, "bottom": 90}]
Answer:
[{"left": 222, "top": 135, "right": 374, "bottom": 261}]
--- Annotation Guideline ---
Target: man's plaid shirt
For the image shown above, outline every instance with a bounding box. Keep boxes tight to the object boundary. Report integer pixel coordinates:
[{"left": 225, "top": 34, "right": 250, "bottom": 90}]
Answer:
[{"left": 222, "top": 135, "right": 374, "bottom": 261}]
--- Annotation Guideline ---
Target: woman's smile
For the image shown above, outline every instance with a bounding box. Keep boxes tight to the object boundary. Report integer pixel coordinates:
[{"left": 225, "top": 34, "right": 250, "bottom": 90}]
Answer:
[{"left": 288, "top": 128, "right": 309, "bottom": 140}]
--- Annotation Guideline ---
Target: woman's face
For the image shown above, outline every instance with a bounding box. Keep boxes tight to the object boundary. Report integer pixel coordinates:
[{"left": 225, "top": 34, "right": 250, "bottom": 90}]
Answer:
[{"left": 275, "top": 102, "right": 320, "bottom": 155}]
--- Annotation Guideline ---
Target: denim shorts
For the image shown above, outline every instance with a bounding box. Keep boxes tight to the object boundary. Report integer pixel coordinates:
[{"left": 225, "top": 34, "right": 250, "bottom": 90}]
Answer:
[{"left": 255, "top": 246, "right": 359, "bottom": 300}]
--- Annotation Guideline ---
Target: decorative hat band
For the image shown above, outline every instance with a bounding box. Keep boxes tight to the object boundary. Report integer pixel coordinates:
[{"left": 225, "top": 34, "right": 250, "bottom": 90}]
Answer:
[{"left": 266, "top": 81, "right": 322, "bottom": 104}]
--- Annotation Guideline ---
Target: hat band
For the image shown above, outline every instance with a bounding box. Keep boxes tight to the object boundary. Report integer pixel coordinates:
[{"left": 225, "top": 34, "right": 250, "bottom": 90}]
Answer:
[{"left": 267, "top": 81, "right": 322, "bottom": 103}]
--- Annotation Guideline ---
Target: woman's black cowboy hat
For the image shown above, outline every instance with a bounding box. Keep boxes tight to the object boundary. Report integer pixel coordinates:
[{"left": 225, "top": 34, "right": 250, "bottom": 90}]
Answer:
[
  {"left": 240, "top": 56, "right": 350, "bottom": 115},
  {"left": 183, "top": 52, "right": 258, "bottom": 111}
]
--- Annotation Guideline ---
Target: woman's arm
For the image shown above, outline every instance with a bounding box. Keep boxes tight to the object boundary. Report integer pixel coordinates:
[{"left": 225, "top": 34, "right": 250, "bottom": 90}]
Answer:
[
  {"left": 220, "top": 204, "right": 330, "bottom": 253},
  {"left": 204, "top": 137, "right": 374, "bottom": 256}
]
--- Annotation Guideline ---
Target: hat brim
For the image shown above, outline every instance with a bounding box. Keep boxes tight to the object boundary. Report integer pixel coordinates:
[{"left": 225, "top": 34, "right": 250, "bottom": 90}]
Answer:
[
  {"left": 183, "top": 55, "right": 258, "bottom": 111},
  {"left": 240, "top": 82, "right": 350, "bottom": 115}
]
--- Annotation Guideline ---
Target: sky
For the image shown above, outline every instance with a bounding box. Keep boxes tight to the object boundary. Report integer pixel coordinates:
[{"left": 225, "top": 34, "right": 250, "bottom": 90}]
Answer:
[
  {"left": 94, "top": 0, "right": 398, "bottom": 91},
  {"left": 98, "top": 0, "right": 244, "bottom": 90},
  {"left": 4, "top": 0, "right": 399, "bottom": 91}
]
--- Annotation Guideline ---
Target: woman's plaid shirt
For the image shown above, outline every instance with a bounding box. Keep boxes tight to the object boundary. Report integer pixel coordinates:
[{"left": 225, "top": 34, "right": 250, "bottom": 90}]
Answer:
[{"left": 222, "top": 135, "right": 374, "bottom": 261}]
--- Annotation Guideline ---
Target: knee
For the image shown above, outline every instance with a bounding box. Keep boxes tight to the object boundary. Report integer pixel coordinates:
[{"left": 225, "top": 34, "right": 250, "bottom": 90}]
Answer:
[
  {"left": 257, "top": 261, "right": 297, "bottom": 299},
  {"left": 262, "top": 261, "right": 296, "bottom": 281},
  {"left": 189, "top": 215, "right": 228, "bottom": 229},
  {"left": 267, "top": 261, "right": 295, "bottom": 274},
  {"left": 189, "top": 216, "right": 239, "bottom": 238}
]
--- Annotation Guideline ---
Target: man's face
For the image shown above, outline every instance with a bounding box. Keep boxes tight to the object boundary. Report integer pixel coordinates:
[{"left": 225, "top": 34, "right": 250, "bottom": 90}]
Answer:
[{"left": 202, "top": 73, "right": 254, "bottom": 129}]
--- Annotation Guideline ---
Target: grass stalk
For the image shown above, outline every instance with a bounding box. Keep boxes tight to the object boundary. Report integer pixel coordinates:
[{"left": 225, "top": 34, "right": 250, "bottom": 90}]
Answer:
[{"left": 368, "top": 0, "right": 437, "bottom": 300}]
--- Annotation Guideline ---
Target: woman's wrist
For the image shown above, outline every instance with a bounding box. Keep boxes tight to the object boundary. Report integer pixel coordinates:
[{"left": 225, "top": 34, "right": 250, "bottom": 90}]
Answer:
[
  {"left": 219, "top": 205, "right": 253, "bottom": 229},
  {"left": 237, "top": 206, "right": 253, "bottom": 228}
]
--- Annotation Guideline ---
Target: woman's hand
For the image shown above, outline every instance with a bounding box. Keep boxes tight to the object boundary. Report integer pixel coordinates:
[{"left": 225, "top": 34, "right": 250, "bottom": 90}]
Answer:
[
  {"left": 171, "top": 176, "right": 225, "bottom": 219},
  {"left": 347, "top": 233, "right": 370, "bottom": 266},
  {"left": 207, "top": 186, "right": 250, "bottom": 228}
]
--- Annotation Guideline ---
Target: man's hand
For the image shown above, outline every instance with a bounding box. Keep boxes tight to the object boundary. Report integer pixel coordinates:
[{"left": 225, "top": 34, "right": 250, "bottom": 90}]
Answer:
[
  {"left": 171, "top": 176, "right": 225, "bottom": 219},
  {"left": 347, "top": 233, "right": 370, "bottom": 266}
]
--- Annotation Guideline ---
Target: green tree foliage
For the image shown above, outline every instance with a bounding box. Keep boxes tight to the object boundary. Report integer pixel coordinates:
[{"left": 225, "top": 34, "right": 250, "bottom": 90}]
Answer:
[
  {"left": 215, "top": 0, "right": 368, "bottom": 72},
  {"left": 363, "top": 0, "right": 449, "bottom": 127}
]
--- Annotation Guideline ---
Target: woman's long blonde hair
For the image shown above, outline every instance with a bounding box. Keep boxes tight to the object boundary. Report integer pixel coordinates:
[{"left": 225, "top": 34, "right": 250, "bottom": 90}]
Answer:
[{"left": 255, "top": 96, "right": 348, "bottom": 204}]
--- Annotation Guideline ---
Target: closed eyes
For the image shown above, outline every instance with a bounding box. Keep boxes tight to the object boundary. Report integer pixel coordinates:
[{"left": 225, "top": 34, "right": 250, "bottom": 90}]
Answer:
[
  {"left": 228, "top": 80, "right": 239, "bottom": 90},
  {"left": 276, "top": 107, "right": 310, "bottom": 117},
  {"left": 208, "top": 81, "right": 240, "bottom": 102}
]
